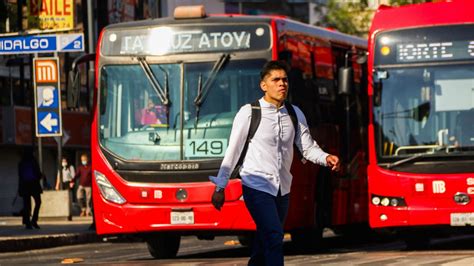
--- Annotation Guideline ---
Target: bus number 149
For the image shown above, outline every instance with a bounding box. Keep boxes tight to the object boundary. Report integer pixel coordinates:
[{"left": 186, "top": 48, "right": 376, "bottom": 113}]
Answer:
[{"left": 185, "top": 139, "right": 228, "bottom": 158}]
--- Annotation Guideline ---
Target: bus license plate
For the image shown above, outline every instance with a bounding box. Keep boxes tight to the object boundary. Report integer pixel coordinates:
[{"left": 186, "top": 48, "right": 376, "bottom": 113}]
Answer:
[
  {"left": 171, "top": 211, "right": 194, "bottom": 225},
  {"left": 450, "top": 213, "right": 474, "bottom": 226}
]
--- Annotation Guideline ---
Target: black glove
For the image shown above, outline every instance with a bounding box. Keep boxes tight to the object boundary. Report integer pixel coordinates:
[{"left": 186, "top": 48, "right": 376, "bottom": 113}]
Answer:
[{"left": 211, "top": 189, "right": 225, "bottom": 211}]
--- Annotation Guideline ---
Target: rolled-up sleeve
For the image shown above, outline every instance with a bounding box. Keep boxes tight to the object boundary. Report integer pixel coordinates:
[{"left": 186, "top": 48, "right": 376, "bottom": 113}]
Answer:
[
  {"left": 293, "top": 106, "right": 329, "bottom": 166},
  {"left": 209, "top": 105, "right": 251, "bottom": 189}
]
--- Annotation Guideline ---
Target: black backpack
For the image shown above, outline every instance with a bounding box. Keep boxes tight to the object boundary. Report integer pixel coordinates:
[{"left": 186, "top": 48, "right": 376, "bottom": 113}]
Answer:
[{"left": 230, "top": 100, "right": 300, "bottom": 178}]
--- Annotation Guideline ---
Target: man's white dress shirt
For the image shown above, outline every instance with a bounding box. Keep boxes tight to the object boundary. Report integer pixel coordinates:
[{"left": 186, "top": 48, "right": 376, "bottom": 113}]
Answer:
[{"left": 209, "top": 98, "right": 328, "bottom": 196}]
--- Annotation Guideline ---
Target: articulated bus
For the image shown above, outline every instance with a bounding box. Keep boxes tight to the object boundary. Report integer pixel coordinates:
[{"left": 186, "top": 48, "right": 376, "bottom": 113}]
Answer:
[
  {"left": 71, "top": 6, "right": 368, "bottom": 258},
  {"left": 366, "top": 1, "right": 474, "bottom": 247}
]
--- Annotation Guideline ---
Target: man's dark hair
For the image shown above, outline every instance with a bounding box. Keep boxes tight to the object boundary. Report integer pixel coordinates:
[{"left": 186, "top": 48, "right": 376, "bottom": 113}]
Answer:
[{"left": 260, "top": 60, "right": 290, "bottom": 81}]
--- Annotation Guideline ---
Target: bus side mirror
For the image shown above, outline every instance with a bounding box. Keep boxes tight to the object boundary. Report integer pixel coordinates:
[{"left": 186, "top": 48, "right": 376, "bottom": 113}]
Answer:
[
  {"left": 67, "top": 70, "right": 80, "bottom": 109},
  {"left": 373, "top": 69, "right": 388, "bottom": 107},
  {"left": 67, "top": 53, "right": 96, "bottom": 109},
  {"left": 338, "top": 67, "right": 353, "bottom": 95},
  {"left": 356, "top": 54, "right": 367, "bottom": 65}
]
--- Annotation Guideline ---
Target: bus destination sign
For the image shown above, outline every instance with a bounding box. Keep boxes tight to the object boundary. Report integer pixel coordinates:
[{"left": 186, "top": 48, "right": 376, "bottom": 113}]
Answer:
[
  {"left": 397, "top": 40, "right": 474, "bottom": 63},
  {"left": 374, "top": 24, "right": 474, "bottom": 65},
  {"left": 101, "top": 24, "right": 271, "bottom": 56}
]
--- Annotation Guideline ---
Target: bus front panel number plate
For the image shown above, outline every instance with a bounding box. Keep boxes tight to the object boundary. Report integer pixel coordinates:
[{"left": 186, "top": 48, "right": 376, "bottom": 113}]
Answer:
[
  {"left": 185, "top": 139, "right": 228, "bottom": 158},
  {"left": 450, "top": 213, "right": 474, "bottom": 226},
  {"left": 171, "top": 211, "right": 194, "bottom": 225}
]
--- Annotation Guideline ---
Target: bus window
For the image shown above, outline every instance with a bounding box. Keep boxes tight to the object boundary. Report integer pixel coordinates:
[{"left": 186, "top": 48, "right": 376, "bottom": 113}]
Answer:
[
  {"left": 183, "top": 59, "right": 264, "bottom": 160},
  {"left": 374, "top": 65, "right": 474, "bottom": 157},
  {"left": 98, "top": 59, "right": 264, "bottom": 161},
  {"left": 99, "top": 64, "right": 181, "bottom": 161}
]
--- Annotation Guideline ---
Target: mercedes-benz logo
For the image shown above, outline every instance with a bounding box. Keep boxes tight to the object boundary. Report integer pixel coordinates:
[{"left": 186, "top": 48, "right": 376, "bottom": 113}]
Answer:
[{"left": 454, "top": 192, "right": 470, "bottom": 205}]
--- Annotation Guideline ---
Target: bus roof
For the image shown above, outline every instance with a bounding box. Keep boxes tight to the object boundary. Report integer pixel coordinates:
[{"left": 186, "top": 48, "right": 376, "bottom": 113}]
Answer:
[
  {"left": 370, "top": 0, "right": 474, "bottom": 34},
  {"left": 275, "top": 17, "right": 366, "bottom": 49},
  {"left": 104, "top": 14, "right": 366, "bottom": 49}
]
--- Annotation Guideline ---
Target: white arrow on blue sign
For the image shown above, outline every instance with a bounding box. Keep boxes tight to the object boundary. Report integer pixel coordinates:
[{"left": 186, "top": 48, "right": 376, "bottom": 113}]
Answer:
[{"left": 38, "top": 112, "right": 60, "bottom": 133}]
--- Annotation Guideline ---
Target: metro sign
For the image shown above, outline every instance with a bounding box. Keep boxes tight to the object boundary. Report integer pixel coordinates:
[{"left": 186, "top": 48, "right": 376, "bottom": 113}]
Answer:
[
  {"left": 33, "top": 57, "right": 62, "bottom": 137},
  {"left": 35, "top": 59, "right": 58, "bottom": 83}
]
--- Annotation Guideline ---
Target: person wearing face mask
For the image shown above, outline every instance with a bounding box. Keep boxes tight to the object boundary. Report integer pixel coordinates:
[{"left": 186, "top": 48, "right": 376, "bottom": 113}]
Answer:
[
  {"left": 55, "top": 157, "right": 75, "bottom": 191},
  {"left": 70, "top": 154, "right": 92, "bottom": 217}
]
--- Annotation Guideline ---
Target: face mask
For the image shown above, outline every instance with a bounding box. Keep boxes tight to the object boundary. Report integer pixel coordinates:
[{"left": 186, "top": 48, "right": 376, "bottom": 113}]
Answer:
[
  {"left": 62, "top": 162, "right": 67, "bottom": 167},
  {"left": 81, "top": 161, "right": 87, "bottom": 166}
]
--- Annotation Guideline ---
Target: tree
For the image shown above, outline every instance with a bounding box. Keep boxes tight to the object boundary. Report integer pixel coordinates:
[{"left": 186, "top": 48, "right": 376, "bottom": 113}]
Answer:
[
  {"left": 318, "top": 0, "right": 432, "bottom": 37},
  {"left": 321, "top": 0, "right": 371, "bottom": 37}
]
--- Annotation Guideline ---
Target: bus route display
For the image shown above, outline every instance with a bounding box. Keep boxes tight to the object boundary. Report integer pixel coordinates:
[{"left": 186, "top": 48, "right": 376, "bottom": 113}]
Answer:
[
  {"left": 374, "top": 24, "right": 474, "bottom": 65},
  {"left": 101, "top": 24, "right": 271, "bottom": 56}
]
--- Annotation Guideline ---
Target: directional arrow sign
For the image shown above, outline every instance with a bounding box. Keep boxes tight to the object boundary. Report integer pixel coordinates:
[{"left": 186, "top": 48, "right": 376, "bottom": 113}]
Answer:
[
  {"left": 37, "top": 112, "right": 60, "bottom": 134},
  {"left": 40, "top": 113, "right": 58, "bottom": 131}
]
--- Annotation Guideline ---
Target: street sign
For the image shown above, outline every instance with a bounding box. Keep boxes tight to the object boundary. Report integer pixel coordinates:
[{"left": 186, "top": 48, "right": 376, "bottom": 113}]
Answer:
[
  {"left": 0, "top": 33, "right": 84, "bottom": 55},
  {"left": 34, "top": 57, "right": 62, "bottom": 137}
]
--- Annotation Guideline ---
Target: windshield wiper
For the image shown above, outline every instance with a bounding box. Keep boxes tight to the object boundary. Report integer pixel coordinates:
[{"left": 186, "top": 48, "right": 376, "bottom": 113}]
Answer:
[
  {"left": 386, "top": 153, "right": 426, "bottom": 169},
  {"left": 193, "top": 53, "right": 230, "bottom": 128},
  {"left": 137, "top": 56, "right": 170, "bottom": 106}
]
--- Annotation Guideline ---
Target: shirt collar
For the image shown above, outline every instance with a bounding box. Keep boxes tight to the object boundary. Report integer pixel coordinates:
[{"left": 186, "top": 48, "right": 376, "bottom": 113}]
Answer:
[{"left": 259, "top": 97, "right": 286, "bottom": 110}]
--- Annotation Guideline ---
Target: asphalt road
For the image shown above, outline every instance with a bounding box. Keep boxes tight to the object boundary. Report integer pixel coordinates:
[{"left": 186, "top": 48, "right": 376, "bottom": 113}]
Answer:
[{"left": 3, "top": 233, "right": 474, "bottom": 265}]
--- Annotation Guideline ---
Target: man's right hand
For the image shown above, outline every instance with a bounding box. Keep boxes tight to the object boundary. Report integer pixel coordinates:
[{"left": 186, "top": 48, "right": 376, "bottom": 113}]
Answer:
[{"left": 211, "top": 189, "right": 225, "bottom": 211}]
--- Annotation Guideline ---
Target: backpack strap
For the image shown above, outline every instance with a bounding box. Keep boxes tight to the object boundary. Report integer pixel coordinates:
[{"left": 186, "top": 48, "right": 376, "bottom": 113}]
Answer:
[
  {"left": 285, "top": 102, "right": 298, "bottom": 135},
  {"left": 285, "top": 102, "right": 306, "bottom": 163},
  {"left": 230, "top": 100, "right": 261, "bottom": 178}
]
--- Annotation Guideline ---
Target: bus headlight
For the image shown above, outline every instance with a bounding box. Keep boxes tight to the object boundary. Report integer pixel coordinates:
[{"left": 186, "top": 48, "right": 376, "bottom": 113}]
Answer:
[
  {"left": 381, "top": 198, "right": 390, "bottom": 206},
  {"left": 372, "top": 196, "right": 381, "bottom": 205},
  {"left": 94, "top": 170, "right": 126, "bottom": 204}
]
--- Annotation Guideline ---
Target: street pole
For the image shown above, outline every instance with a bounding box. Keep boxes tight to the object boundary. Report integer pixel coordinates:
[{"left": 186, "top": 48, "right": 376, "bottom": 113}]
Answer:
[
  {"left": 17, "top": 0, "right": 24, "bottom": 101},
  {"left": 54, "top": 50, "right": 63, "bottom": 190},
  {"left": 87, "top": 0, "right": 95, "bottom": 110},
  {"left": 33, "top": 52, "right": 44, "bottom": 186},
  {"left": 87, "top": 0, "right": 95, "bottom": 57}
]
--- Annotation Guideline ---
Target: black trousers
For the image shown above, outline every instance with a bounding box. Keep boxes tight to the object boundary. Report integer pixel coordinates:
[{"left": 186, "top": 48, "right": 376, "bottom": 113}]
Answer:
[
  {"left": 22, "top": 193, "right": 41, "bottom": 226},
  {"left": 242, "top": 185, "right": 290, "bottom": 266}
]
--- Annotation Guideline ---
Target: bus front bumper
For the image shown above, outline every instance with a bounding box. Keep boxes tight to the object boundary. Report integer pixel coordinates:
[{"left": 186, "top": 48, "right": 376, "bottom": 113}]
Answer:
[{"left": 95, "top": 198, "right": 255, "bottom": 235}]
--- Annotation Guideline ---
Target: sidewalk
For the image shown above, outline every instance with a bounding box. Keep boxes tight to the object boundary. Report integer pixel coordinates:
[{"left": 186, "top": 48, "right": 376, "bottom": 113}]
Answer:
[{"left": 0, "top": 216, "right": 99, "bottom": 253}]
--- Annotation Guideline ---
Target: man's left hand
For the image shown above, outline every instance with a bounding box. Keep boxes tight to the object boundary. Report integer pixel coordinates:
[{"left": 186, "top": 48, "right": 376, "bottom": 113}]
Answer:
[
  {"left": 326, "top": 155, "right": 340, "bottom": 171},
  {"left": 211, "top": 190, "right": 225, "bottom": 211}
]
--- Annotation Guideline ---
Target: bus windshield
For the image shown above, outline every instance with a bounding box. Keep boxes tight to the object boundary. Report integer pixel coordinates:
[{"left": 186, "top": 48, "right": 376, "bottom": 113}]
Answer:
[
  {"left": 373, "top": 64, "right": 474, "bottom": 159},
  {"left": 99, "top": 59, "right": 264, "bottom": 161}
]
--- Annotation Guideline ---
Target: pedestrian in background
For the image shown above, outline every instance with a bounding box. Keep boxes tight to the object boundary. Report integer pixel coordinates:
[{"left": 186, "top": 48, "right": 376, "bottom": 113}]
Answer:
[
  {"left": 210, "top": 61, "right": 340, "bottom": 266},
  {"left": 18, "top": 147, "right": 43, "bottom": 229},
  {"left": 55, "top": 157, "right": 75, "bottom": 191},
  {"left": 71, "top": 154, "right": 92, "bottom": 216}
]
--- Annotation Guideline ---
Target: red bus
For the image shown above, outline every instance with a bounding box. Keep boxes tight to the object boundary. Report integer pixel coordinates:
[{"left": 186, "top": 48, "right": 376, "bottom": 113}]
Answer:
[
  {"left": 70, "top": 6, "right": 368, "bottom": 258},
  {"left": 366, "top": 1, "right": 474, "bottom": 247}
]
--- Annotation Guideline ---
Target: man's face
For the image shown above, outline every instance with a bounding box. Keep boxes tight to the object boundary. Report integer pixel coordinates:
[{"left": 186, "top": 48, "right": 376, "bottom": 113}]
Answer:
[{"left": 260, "top": 69, "right": 289, "bottom": 105}]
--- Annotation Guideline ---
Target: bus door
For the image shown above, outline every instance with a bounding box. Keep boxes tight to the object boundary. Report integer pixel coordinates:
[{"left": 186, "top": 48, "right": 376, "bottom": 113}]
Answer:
[{"left": 331, "top": 45, "right": 368, "bottom": 225}]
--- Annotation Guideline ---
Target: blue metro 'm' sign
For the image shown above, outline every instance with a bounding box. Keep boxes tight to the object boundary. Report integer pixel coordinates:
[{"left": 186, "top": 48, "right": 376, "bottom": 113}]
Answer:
[{"left": 0, "top": 33, "right": 84, "bottom": 54}]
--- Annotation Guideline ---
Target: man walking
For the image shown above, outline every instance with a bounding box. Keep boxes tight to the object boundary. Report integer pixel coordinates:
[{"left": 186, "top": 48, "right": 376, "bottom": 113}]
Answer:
[
  {"left": 71, "top": 154, "right": 92, "bottom": 216},
  {"left": 18, "top": 148, "right": 43, "bottom": 229},
  {"left": 210, "top": 60, "right": 340, "bottom": 265}
]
